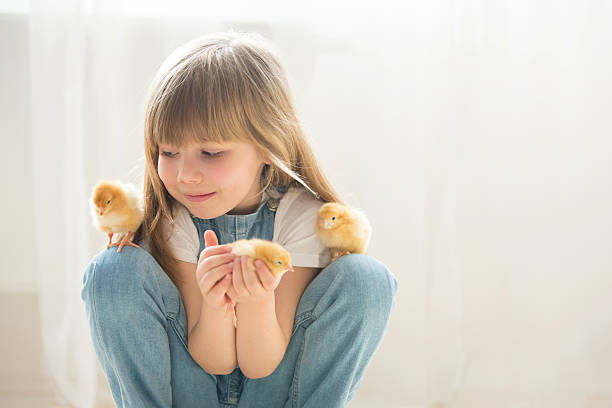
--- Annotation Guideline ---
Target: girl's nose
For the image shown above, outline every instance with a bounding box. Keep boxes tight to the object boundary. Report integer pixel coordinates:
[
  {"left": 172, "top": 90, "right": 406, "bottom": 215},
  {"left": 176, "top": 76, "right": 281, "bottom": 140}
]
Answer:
[{"left": 178, "top": 158, "right": 203, "bottom": 184}]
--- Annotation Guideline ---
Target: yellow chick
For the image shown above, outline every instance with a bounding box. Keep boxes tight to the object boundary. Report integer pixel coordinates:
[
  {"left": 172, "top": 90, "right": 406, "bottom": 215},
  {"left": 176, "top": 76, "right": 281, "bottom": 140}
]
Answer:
[
  {"left": 90, "top": 180, "right": 144, "bottom": 253},
  {"left": 316, "top": 202, "right": 372, "bottom": 261},
  {"left": 229, "top": 239, "right": 294, "bottom": 277}
]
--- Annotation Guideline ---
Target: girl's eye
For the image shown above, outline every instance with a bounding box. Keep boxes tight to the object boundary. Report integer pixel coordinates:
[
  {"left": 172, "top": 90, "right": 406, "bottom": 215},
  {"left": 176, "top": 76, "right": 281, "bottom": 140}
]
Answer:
[
  {"left": 202, "top": 150, "right": 223, "bottom": 158},
  {"left": 159, "top": 149, "right": 223, "bottom": 158},
  {"left": 160, "top": 151, "right": 177, "bottom": 158}
]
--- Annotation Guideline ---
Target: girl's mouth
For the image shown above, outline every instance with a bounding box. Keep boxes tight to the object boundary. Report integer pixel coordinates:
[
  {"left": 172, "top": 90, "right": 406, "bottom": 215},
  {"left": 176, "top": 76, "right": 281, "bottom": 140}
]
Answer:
[{"left": 185, "top": 192, "right": 215, "bottom": 202}]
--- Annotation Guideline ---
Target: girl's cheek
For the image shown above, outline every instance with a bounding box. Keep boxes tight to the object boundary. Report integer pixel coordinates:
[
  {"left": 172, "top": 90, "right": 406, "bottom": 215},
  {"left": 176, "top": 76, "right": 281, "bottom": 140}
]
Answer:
[
  {"left": 157, "top": 157, "right": 174, "bottom": 186},
  {"left": 203, "top": 161, "right": 225, "bottom": 185}
]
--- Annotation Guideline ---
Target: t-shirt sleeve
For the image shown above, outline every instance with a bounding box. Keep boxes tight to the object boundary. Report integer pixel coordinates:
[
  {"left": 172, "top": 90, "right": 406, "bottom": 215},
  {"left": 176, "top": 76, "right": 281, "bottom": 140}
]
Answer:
[
  {"left": 163, "top": 203, "right": 199, "bottom": 264},
  {"left": 273, "top": 188, "right": 331, "bottom": 268}
]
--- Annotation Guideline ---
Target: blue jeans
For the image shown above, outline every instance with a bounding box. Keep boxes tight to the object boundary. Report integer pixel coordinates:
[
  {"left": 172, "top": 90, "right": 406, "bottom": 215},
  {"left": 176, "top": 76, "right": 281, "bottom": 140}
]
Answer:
[{"left": 81, "top": 247, "right": 397, "bottom": 407}]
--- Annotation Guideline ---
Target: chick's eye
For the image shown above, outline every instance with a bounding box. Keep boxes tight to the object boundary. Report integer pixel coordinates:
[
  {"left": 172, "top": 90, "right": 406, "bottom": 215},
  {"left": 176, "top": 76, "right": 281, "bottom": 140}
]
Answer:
[
  {"left": 276, "top": 260, "right": 283, "bottom": 265},
  {"left": 331, "top": 216, "right": 336, "bottom": 221},
  {"left": 106, "top": 200, "right": 111, "bottom": 204}
]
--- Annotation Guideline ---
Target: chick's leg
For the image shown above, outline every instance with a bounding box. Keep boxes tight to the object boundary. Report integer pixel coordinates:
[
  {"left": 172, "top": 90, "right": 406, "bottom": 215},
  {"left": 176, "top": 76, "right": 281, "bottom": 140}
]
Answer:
[
  {"left": 106, "top": 232, "right": 114, "bottom": 249},
  {"left": 331, "top": 249, "right": 351, "bottom": 262},
  {"left": 108, "top": 232, "right": 122, "bottom": 248},
  {"left": 117, "top": 231, "right": 140, "bottom": 253}
]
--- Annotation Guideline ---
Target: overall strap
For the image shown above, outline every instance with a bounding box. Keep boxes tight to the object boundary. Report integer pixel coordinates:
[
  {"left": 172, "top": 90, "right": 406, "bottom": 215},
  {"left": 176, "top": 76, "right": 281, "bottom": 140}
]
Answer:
[{"left": 190, "top": 198, "right": 276, "bottom": 255}]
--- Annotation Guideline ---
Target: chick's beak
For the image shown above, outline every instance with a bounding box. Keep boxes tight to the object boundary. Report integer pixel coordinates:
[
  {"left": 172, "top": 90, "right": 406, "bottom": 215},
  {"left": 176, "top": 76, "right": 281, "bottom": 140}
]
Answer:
[{"left": 288, "top": 265, "right": 294, "bottom": 272}]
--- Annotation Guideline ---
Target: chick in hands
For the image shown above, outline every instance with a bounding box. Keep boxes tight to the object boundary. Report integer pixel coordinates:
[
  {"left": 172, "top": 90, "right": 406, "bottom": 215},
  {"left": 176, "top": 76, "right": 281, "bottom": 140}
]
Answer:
[
  {"left": 316, "top": 202, "right": 371, "bottom": 262},
  {"left": 223, "top": 239, "right": 293, "bottom": 326},
  {"left": 229, "top": 239, "right": 294, "bottom": 278},
  {"left": 90, "top": 180, "right": 144, "bottom": 253}
]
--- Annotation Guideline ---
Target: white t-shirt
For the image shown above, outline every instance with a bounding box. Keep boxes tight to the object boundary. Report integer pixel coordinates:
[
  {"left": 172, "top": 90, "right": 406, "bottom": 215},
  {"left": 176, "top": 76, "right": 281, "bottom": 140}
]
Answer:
[{"left": 164, "top": 187, "right": 331, "bottom": 268}]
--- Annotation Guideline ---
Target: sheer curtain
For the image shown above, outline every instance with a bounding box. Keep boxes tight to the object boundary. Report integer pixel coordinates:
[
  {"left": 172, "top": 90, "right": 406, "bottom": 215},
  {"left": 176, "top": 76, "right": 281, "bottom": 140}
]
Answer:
[
  {"left": 28, "top": 1, "right": 612, "bottom": 407},
  {"left": 29, "top": 1, "right": 94, "bottom": 406}
]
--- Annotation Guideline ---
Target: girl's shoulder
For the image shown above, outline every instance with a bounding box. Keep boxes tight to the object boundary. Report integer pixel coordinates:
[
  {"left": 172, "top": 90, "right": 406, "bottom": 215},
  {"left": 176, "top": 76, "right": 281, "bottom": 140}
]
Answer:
[
  {"left": 272, "top": 186, "right": 322, "bottom": 240},
  {"left": 162, "top": 201, "right": 199, "bottom": 263},
  {"left": 167, "top": 200, "right": 195, "bottom": 230},
  {"left": 271, "top": 186, "right": 330, "bottom": 268},
  {"left": 275, "top": 186, "right": 323, "bottom": 216}
]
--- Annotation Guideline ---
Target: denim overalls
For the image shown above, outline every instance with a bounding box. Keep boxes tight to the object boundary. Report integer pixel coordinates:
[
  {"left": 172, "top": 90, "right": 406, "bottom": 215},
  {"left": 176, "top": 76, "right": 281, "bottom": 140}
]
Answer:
[{"left": 82, "top": 194, "right": 398, "bottom": 407}]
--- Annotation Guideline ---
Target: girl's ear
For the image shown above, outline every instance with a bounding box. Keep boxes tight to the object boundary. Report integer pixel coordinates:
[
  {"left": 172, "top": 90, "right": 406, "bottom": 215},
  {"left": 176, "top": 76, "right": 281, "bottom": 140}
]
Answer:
[
  {"left": 260, "top": 151, "right": 272, "bottom": 165},
  {"left": 256, "top": 147, "right": 271, "bottom": 165}
]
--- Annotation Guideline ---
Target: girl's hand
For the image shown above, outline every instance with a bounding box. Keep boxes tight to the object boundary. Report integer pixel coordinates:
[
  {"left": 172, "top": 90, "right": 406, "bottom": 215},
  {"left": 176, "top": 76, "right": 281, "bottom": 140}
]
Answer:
[
  {"left": 196, "top": 230, "right": 234, "bottom": 311},
  {"left": 226, "top": 256, "right": 282, "bottom": 305}
]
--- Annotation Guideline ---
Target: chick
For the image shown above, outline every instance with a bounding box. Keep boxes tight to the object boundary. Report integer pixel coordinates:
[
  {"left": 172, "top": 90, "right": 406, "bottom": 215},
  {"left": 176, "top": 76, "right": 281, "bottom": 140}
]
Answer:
[
  {"left": 90, "top": 180, "right": 144, "bottom": 253},
  {"left": 316, "top": 202, "right": 372, "bottom": 261},
  {"left": 229, "top": 239, "right": 294, "bottom": 277}
]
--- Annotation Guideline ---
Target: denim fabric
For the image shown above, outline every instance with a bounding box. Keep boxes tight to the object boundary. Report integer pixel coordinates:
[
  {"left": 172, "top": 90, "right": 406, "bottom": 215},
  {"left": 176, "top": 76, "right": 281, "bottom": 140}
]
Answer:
[{"left": 81, "top": 197, "right": 398, "bottom": 408}]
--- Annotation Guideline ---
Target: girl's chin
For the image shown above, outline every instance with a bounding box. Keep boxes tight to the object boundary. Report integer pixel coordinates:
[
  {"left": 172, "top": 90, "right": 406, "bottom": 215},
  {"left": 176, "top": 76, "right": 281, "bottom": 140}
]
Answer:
[
  {"left": 181, "top": 200, "right": 220, "bottom": 219},
  {"left": 180, "top": 195, "right": 259, "bottom": 218},
  {"left": 187, "top": 206, "right": 223, "bottom": 219}
]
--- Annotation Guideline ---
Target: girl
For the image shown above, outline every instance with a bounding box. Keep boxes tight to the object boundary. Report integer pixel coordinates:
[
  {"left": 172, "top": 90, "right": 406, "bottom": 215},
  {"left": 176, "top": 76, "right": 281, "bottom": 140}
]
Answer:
[{"left": 82, "top": 30, "right": 397, "bottom": 408}]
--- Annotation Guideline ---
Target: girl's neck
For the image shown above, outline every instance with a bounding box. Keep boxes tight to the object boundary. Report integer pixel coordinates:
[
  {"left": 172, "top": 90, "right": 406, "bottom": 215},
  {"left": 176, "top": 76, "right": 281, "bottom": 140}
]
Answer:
[{"left": 226, "top": 191, "right": 264, "bottom": 216}]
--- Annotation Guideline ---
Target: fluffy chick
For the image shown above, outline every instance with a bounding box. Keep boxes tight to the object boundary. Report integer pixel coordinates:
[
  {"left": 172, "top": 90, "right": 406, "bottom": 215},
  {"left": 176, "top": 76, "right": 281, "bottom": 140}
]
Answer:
[
  {"left": 316, "top": 202, "right": 372, "bottom": 261},
  {"left": 90, "top": 180, "right": 143, "bottom": 253},
  {"left": 229, "top": 239, "right": 294, "bottom": 277}
]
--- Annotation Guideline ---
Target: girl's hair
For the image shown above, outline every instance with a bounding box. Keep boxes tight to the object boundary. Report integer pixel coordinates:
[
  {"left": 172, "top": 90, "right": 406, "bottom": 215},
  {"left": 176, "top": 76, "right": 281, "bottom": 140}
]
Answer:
[{"left": 134, "top": 30, "right": 342, "bottom": 284}]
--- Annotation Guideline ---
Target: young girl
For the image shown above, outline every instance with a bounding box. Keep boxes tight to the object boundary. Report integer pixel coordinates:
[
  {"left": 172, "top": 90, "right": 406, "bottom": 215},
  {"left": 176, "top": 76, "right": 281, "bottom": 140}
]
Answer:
[{"left": 82, "top": 30, "right": 397, "bottom": 408}]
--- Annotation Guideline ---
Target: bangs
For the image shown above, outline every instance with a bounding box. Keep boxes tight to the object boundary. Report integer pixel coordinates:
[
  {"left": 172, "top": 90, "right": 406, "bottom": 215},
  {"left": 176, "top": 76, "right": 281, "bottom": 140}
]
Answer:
[{"left": 147, "top": 55, "right": 256, "bottom": 149}]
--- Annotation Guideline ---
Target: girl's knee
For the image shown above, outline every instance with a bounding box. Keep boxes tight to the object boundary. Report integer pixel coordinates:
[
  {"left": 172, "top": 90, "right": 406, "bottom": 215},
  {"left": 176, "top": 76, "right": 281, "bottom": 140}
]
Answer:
[
  {"left": 326, "top": 254, "right": 398, "bottom": 314},
  {"left": 81, "top": 247, "right": 178, "bottom": 366},
  {"left": 81, "top": 246, "right": 164, "bottom": 315},
  {"left": 89, "top": 246, "right": 157, "bottom": 274}
]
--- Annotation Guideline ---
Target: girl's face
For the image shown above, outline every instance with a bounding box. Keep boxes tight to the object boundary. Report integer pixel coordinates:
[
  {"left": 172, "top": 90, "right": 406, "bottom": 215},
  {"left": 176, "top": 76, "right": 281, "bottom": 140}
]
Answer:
[{"left": 157, "top": 141, "right": 267, "bottom": 218}]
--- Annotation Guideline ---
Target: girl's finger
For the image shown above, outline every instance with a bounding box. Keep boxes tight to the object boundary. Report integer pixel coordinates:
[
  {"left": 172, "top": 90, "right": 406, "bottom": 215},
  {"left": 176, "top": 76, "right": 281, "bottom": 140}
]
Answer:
[
  {"left": 255, "top": 260, "right": 277, "bottom": 292},
  {"left": 209, "top": 273, "right": 232, "bottom": 299},
  {"left": 233, "top": 256, "right": 250, "bottom": 296},
  {"left": 199, "top": 252, "right": 234, "bottom": 271},
  {"left": 198, "top": 262, "right": 233, "bottom": 293},
  {"left": 239, "top": 256, "right": 254, "bottom": 296},
  {"left": 198, "top": 244, "right": 233, "bottom": 263},
  {"left": 226, "top": 284, "right": 237, "bottom": 302},
  {"left": 224, "top": 296, "right": 235, "bottom": 319},
  {"left": 244, "top": 257, "right": 264, "bottom": 294},
  {"left": 203, "top": 229, "right": 219, "bottom": 248},
  {"left": 196, "top": 253, "right": 234, "bottom": 280}
]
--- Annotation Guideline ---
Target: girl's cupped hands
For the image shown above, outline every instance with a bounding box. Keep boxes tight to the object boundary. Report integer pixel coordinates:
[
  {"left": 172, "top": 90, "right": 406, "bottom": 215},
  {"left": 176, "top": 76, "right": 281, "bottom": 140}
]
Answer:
[{"left": 226, "top": 254, "right": 282, "bottom": 305}]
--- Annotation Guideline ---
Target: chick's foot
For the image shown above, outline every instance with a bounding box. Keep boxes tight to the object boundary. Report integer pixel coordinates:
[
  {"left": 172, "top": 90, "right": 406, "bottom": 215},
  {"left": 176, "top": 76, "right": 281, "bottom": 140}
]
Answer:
[
  {"left": 116, "top": 231, "right": 139, "bottom": 253},
  {"left": 331, "top": 250, "right": 351, "bottom": 262},
  {"left": 117, "top": 240, "right": 140, "bottom": 253},
  {"left": 105, "top": 232, "right": 114, "bottom": 249}
]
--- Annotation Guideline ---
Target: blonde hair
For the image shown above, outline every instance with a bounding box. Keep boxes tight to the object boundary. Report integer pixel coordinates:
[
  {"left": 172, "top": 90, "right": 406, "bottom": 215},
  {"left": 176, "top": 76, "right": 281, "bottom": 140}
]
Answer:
[{"left": 135, "top": 30, "right": 342, "bottom": 284}]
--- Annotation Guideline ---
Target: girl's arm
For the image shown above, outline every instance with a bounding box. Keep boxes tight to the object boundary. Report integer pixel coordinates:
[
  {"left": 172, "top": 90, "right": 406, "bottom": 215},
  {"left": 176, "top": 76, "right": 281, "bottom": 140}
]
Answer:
[
  {"left": 188, "top": 300, "right": 236, "bottom": 375},
  {"left": 175, "top": 257, "right": 237, "bottom": 374},
  {"left": 230, "top": 258, "right": 320, "bottom": 378},
  {"left": 235, "top": 292, "right": 285, "bottom": 379}
]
